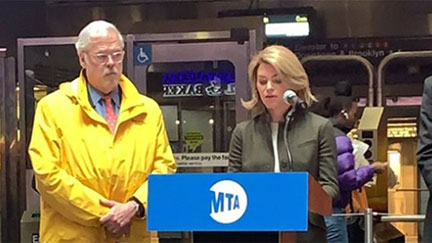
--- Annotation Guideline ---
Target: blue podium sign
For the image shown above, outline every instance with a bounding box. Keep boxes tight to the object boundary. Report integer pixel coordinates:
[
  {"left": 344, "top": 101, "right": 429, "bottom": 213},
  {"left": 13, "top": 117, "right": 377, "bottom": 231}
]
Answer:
[{"left": 148, "top": 172, "right": 308, "bottom": 231}]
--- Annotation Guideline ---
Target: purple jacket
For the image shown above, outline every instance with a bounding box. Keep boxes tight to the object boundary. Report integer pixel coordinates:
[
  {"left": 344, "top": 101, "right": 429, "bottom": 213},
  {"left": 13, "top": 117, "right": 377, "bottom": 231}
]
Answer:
[{"left": 334, "top": 135, "right": 374, "bottom": 208}]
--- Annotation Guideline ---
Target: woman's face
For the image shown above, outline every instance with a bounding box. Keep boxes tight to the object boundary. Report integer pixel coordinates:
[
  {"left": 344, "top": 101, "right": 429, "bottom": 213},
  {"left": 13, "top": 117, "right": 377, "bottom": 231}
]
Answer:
[{"left": 256, "top": 62, "right": 293, "bottom": 113}]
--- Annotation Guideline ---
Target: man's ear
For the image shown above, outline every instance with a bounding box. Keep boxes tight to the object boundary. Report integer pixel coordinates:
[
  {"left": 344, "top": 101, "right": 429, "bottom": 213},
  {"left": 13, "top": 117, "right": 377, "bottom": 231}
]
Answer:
[{"left": 78, "top": 52, "right": 87, "bottom": 69}]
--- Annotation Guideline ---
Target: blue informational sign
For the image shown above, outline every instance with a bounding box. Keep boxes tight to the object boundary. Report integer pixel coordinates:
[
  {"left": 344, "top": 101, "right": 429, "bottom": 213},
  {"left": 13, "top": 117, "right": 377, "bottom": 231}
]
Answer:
[
  {"left": 148, "top": 172, "right": 308, "bottom": 231},
  {"left": 162, "top": 71, "right": 235, "bottom": 84},
  {"left": 161, "top": 70, "right": 236, "bottom": 97},
  {"left": 133, "top": 43, "right": 152, "bottom": 65}
]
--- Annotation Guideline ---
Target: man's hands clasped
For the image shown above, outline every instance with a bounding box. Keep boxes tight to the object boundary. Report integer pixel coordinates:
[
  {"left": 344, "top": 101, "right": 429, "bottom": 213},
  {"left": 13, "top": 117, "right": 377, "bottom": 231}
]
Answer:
[{"left": 100, "top": 199, "right": 139, "bottom": 238}]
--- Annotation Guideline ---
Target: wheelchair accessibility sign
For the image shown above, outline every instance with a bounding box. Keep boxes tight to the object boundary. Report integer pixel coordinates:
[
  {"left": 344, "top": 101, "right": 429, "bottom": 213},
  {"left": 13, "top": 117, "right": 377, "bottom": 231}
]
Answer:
[{"left": 133, "top": 44, "right": 152, "bottom": 65}]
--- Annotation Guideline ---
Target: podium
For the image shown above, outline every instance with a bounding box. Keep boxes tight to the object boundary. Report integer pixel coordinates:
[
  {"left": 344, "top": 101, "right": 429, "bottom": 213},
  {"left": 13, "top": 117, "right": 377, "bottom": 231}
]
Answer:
[{"left": 148, "top": 172, "right": 331, "bottom": 242}]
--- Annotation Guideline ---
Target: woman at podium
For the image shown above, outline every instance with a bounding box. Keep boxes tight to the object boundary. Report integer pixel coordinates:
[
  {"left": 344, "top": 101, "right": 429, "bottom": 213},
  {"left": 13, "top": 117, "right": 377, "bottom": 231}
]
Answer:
[{"left": 227, "top": 45, "right": 339, "bottom": 242}]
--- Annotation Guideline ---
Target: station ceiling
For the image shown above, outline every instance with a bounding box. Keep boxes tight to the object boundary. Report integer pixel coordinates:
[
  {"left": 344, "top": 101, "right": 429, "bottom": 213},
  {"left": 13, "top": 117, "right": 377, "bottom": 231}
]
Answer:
[{"left": 45, "top": 0, "right": 234, "bottom": 5}]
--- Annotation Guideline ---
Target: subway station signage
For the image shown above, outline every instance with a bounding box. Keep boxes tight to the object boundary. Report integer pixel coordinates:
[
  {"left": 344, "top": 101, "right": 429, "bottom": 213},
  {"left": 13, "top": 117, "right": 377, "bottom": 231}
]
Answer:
[
  {"left": 162, "top": 70, "right": 235, "bottom": 97},
  {"left": 278, "top": 36, "right": 432, "bottom": 65}
]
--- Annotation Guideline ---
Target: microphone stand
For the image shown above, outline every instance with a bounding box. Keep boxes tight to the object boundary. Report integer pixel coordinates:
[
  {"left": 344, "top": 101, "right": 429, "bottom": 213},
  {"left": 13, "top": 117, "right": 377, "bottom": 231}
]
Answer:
[{"left": 283, "top": 105, "right": 296, "bottom": 171}]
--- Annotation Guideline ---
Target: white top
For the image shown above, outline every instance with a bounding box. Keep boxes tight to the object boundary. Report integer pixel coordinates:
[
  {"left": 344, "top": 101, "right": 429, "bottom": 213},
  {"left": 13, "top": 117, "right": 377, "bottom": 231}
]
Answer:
[{"left": 271, "top": 122, "right": 280, "bottom": 172}]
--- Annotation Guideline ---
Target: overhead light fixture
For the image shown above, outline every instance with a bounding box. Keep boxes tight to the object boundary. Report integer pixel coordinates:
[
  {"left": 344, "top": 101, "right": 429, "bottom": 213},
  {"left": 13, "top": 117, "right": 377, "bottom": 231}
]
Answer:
[{"left": 219, "top": 7, "right": 318, "bottom": 39}]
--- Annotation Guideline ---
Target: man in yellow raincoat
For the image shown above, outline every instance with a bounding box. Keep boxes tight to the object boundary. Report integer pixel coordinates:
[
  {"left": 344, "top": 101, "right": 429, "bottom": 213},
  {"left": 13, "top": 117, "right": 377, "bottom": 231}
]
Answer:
[{"left": 28, "top": 20, "right": 176, "bottom": 242}]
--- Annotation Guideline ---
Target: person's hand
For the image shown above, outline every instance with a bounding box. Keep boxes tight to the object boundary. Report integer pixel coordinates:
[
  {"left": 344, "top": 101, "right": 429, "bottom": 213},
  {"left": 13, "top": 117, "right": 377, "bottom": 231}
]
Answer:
[
  {"left": 110, "top": 222, "right": 131, "bottom": 238},
  {"left": 372, "top": 162, "right": 388, "bottom": 174},
  {"left": 100, "top": 199, "right": 138, "bottom": 236}
]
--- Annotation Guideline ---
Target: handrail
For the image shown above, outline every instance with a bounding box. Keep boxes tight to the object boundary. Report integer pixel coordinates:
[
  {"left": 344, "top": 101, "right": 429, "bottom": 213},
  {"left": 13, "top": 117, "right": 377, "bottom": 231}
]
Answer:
[
  {"left": 301, "top": 55, "right": 375, "bottom": 107},
  {"left": 395, "top": 188, "right": 428, "bottom": 192},
  {"left": 330, "top": 208, "right": 426, "bottom": 242},
  {"left": 380, "top": 214, "right": 425, "bottom": 222},
  {"left": 377, "top": 50, "right": 432, "bottom": 106},
  {"left": 0, "top": 47, "right": 4, "bottom": 242}
]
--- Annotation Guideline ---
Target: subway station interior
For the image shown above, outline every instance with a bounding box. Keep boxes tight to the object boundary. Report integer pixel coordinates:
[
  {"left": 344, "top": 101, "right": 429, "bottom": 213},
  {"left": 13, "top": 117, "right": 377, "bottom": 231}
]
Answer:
[{"left": 2, "top": 0, "right": 432, "bottom": 242}]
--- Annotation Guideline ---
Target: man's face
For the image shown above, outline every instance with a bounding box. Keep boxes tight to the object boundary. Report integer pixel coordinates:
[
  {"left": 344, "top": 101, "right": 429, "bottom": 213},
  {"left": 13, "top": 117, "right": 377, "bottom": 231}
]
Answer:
[{"left": 78, "top": 30, "right": 124, "bottom": 94}]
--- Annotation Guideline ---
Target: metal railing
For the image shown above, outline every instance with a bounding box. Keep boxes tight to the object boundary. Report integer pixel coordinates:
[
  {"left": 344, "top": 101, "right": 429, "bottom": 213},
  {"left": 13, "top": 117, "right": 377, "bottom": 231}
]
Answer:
[
  {"left": 0, "top": 47, "right": 5, "bottom": 243},
  {"left": 0, "top": 48, "right": 20, "bottom": 242},
  {"left": 376, "top": 50, "right": 432, "bottom": 106},
  {"left": 301, "top": 55, "right": 375, "bottom": 107},
  {"left": 332, "top": 208, "right": 425, "bottom": 243}
]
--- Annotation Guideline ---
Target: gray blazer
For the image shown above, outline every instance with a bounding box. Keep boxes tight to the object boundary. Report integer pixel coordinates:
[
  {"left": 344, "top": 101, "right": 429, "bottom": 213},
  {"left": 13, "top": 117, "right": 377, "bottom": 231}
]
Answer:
[
  {"left": 417, "top": 76, "right": 432, "bottom": 242},
  {"left": 228, "top": 109, "right": 339, "bottom": 242}
]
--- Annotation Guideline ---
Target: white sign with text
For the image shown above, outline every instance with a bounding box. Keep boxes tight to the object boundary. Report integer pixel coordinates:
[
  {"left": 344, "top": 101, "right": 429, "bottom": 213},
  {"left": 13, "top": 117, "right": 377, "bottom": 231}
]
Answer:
[{"left": 174, "top": 153, "right": 229, "bottom": 167}]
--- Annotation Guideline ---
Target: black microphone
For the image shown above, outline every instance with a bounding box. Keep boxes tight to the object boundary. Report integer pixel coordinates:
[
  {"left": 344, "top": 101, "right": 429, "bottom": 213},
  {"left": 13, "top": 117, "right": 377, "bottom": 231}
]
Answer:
[
  {"left": 282, "top": 90, "right": 300, "bottom": 171},
  {"left": 283, "top": 90, "right": 300, "bottom": 106}
]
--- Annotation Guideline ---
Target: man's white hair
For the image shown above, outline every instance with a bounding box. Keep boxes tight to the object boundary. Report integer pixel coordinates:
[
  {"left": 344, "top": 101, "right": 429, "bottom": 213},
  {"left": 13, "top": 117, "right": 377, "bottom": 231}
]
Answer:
[{"left": 75, "top": 20, "right": 124, "bottom": 53}]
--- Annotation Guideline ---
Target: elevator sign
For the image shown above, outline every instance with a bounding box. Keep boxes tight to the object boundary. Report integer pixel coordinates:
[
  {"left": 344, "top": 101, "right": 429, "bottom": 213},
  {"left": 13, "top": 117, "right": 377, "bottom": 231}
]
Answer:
[{"left": 133, "top": 43, "right": 152, "bottom": 65}]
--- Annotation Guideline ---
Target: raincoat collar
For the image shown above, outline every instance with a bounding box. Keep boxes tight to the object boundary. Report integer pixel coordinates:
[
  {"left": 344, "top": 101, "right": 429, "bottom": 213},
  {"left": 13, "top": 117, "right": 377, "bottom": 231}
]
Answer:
[
  {"left": 60, "top": 71, "right": 147, "bottom": 121},
  {"left": 87, "top": 81, "right": 121, "bottom": 111}
]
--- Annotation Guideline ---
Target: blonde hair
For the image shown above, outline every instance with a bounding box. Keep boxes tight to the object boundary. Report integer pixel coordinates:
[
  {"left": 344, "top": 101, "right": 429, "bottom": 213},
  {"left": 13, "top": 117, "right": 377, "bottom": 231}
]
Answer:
[{"left": 242, "top": 45, "right": 316, "bottom": 110}]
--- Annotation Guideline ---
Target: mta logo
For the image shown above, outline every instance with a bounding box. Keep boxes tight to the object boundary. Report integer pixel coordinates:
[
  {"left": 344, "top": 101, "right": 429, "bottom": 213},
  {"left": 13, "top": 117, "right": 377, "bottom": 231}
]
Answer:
[
  {"left": 211, "top": 191, "right": 240, "bottom": 212},
  {"left": 209, "top": 180, "right": 247, "bottom": 224}
]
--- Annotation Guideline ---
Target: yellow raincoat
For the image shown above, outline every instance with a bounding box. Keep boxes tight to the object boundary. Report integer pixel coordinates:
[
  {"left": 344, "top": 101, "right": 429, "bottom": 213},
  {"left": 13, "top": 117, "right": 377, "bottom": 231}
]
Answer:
[{"left": 29, "top": 73, "right": 176, "bottom": 242}]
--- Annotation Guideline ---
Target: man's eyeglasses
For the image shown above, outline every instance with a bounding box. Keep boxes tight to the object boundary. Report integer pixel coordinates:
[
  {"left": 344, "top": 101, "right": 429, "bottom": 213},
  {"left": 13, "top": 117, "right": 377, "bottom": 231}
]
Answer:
[{"left": 90, "top": 50, "right": 125, "bottom": 64}]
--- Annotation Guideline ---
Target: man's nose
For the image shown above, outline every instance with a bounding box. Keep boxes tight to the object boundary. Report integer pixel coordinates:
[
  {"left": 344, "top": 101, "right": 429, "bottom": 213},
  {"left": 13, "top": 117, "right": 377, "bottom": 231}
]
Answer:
[{"left": 106, "top": 54, "right": 115, "bottom": 66}]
